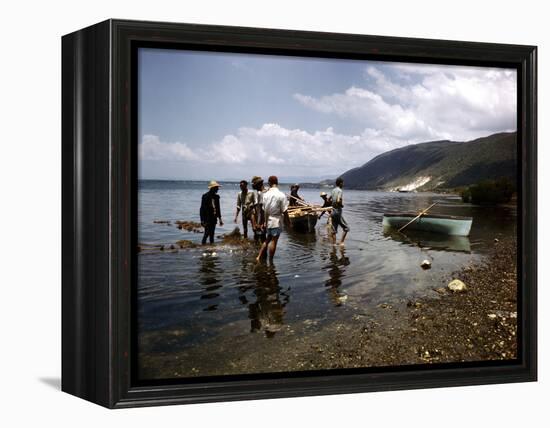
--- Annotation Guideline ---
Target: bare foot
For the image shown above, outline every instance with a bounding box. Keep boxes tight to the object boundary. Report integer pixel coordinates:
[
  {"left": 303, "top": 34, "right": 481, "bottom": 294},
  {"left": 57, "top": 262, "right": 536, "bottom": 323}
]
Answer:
[{"left": 339, "top": 242, "right": 345, "bottom": 247}]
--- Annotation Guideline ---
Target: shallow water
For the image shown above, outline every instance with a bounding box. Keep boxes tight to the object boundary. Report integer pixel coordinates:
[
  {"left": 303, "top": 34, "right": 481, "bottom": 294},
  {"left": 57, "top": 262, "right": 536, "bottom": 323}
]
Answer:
[{"left": 138, "top": 180, "right": 516, "bottom": 357}]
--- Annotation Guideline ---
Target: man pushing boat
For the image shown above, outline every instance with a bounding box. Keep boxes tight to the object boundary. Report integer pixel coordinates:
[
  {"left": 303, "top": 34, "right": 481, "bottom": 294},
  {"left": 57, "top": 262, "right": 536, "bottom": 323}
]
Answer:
[{"left": 330, "top": 177, "right": 349, "bottom": 246}]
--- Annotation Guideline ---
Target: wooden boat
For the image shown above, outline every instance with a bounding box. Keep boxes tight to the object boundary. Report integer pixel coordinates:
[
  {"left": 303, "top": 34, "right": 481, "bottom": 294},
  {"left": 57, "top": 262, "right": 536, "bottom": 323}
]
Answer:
[
  {"left": 382, "top": 212, "right": 473, "bottom": 236},
  {"left": 383, "top": 229, "right": 472, "bottom": 253},
  {"left": 286, "top": 208, "right": 318, "bottom": 233}
]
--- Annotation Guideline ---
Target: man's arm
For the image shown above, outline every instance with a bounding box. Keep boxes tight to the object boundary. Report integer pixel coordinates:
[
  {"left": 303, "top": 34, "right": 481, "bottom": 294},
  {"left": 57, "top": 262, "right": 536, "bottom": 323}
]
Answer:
[
  {"left": 199, "top": 195, "right": 207, "bottom": 225},
  {"left": 281, "top": 193, "right": 289, "bottom": 214},
  {"left": 234, "top": 193, "right": 241, "bottom": 223},
  {"left": 215, "top": 195, "right": 223, "bottom": 226},
  {"left": 249, "top": 192, "right": 257, "bottom": 228}
]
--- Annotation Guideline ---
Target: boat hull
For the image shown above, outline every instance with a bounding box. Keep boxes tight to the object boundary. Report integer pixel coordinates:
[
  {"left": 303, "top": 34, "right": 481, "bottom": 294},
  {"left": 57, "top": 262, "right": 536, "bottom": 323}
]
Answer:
[
  {"left": 382, "top": 212, "right": 472, "bottom": 236},
  {"left": 287, "top": 212, "right": 318, "bottom": 233}
]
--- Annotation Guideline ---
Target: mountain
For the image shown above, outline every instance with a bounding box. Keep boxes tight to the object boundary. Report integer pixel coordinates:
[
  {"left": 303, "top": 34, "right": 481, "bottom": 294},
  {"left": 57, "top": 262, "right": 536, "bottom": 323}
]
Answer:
[{"left": 338, "top": 132, "right": 517, "bottom": 191}]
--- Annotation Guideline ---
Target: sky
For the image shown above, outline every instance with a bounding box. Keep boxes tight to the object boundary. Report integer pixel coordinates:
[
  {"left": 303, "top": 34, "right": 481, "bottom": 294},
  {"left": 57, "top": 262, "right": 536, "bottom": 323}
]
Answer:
[{"left": 138, "top": 48, "right": 517, "bottom": 181}]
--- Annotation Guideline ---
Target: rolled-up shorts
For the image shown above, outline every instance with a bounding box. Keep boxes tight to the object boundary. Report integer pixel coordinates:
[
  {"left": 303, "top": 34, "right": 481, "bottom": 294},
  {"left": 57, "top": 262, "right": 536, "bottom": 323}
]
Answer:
[
  {"left": 267, "top": 227, "right": 281, "bottom": 238},
  {"left": 331, "top": 209, "right": 349, "bottom": 233}
]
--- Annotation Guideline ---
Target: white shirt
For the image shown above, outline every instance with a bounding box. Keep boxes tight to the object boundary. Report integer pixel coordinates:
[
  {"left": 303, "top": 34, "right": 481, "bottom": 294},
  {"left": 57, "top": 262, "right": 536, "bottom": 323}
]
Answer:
[{"left": 262, "top": 186, "right": 289, "bottom": 228}]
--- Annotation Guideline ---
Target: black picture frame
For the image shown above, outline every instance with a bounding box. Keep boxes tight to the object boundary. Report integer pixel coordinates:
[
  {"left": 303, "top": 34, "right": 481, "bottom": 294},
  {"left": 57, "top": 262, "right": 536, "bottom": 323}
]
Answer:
[{"left": 62, "top": 19, "right": 537, "bottom": 408}]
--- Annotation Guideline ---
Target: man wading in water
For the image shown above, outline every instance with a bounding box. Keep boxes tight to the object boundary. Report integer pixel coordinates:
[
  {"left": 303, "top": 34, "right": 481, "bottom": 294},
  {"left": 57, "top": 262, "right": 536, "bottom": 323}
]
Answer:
[
  {"left": 251, "top": 176, "right": 266, "bottom": 244},
  {"left": 330, "top": 177, "right": 349, "bottom": 246},
  {"left": 256, "top": 176, "right": 288, "bottom": 262},
  {"left": 200, "top": 181, "right": 224, "bottom": 245},
  {"left": 234, "top": 180, "right": 255, "bottom": 239}
]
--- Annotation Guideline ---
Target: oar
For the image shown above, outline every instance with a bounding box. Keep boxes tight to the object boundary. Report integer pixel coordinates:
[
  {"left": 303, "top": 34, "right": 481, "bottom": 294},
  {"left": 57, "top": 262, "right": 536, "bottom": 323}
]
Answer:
[
  {"left": 287, "top": 193, "right": 310, "bottom": 207},
  {"left": 398, "top": 202, "right": 438, "bottom": 233}
]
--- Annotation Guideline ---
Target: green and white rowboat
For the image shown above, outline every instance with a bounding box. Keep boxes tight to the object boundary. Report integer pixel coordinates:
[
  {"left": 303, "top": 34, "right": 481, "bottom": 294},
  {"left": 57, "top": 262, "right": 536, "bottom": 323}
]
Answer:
[{"left": 382, "top": 212, "right": 473, "bottom": 236}]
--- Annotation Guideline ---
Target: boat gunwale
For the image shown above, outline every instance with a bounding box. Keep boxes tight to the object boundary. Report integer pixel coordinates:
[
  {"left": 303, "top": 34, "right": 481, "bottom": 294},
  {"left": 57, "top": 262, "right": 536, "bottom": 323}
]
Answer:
[{"left": 383, "top": 212, "right": 473, "bottom": 221}]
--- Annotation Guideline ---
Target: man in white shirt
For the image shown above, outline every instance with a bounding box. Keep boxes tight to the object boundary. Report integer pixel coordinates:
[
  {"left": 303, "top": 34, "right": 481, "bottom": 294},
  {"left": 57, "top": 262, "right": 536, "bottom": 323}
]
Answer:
[{"left": 256, "top": 175, "right": 289, "bottom": 262}]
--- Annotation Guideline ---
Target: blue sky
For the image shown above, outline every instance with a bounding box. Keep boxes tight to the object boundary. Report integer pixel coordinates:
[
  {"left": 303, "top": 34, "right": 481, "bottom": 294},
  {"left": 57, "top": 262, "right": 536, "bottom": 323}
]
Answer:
[{"left": 138, "top": 48, "right": 517, "bottom": 181}]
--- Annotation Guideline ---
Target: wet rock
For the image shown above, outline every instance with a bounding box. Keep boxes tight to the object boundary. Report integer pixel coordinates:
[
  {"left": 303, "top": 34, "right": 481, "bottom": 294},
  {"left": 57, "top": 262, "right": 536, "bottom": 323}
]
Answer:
[
  {"left": 175, "top": 220, "right": 203, "bottom": 233},
  {"left": 420, "top": 259, "right": 432, "bottom": 270},
  {"left": 220, "top": 228, "right": 251, "bottom": 247},
  {"left": 447, "top": 279, "right": 467, "bottom": 293},
  {"left": 176, "top": 239, "right": 197, "bottom": 249},
  {"left": 336, "top": 295, "right": 348, "bottom": 304},
  {"left": 434, "top": 287, "right": 447, "bottom": 295},
  {"left": 407, "top": 300, "right": 422, "bottom": 308},
  {"left": 265, "top": 324, "right": 282, "bottom": 334}
]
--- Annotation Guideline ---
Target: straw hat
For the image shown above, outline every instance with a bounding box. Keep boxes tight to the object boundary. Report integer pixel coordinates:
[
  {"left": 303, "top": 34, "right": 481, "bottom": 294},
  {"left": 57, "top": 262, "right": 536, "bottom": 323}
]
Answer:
[
  {"left": 320, "top": 191, "right": 327, "bottom": 196},
  {"left": 207, "top": 180, "right": 222, "bottom": 189},
  {"left": 250, "top": 175, "right": 264, "bottom": 186}
]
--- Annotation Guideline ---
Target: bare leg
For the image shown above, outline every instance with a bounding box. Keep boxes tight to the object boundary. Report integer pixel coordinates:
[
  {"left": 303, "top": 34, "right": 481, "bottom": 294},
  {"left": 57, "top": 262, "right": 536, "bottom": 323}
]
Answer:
[
  {"left": 340, "top": 230, "right": 348, "bottom": 246},
  {"left": 256, "top": 235, "right": 271, "bottom": 262},
  {"left": 268, "top": 236, "right": 279, "bottom": 260}
]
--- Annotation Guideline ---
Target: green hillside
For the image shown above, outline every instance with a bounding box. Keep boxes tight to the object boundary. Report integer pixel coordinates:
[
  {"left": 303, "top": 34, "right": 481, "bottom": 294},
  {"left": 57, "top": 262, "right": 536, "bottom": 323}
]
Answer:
[{"left": 339, "top": 132, "right": 517, "bottom": 191}]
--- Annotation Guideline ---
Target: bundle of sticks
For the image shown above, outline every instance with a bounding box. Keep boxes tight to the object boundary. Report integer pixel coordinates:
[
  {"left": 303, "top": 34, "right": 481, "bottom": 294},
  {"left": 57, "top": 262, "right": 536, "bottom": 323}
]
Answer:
[{"left": 286, "top": 194, "right": 332, "bottom": 214}]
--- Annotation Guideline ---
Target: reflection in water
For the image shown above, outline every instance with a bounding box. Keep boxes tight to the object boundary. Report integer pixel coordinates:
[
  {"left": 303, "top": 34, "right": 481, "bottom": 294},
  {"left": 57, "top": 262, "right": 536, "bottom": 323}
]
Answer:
[
  {"left": 199, "top": 254, "right": 223, "bottom": 309},
  {"left": 247, "top": 263, "right": 289, "bottom": 338},
  {"left": 383, "top": 228, "right": 472, "bottom": 253},
  {"left": 323, "top": 246, "right": 351, "bottom": 306}
]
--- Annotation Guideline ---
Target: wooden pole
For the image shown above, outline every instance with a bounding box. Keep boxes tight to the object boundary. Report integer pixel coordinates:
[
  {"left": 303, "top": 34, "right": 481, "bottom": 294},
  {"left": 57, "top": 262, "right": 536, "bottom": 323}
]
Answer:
[
  {"left": 287, "top": 193, "right": 311, "bottom": 207},
  {"left": 398, "top": 202, "right": 438, "bottom": 233}
]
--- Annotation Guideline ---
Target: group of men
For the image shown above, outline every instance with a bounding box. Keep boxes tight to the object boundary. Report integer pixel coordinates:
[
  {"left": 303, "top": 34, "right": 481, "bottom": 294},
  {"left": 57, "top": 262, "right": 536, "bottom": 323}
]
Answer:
[{"left": 199, "top": 175, "right": 349, "bottom": 261}]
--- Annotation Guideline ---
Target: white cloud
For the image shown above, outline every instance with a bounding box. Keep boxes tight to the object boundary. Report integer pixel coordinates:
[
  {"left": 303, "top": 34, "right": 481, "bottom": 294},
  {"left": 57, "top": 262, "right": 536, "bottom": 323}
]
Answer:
[
  {"left": 139, "top": 134, "right": 199, "bottom": 161},
  {"left": 295, "top": 63, "right": 517, "bottom": 143},
  {"left": 140, "top": 63, "right": 517, "bottom": 179},
  {"left": 139, "top": 123, "right": 416, "bottom": 176}
]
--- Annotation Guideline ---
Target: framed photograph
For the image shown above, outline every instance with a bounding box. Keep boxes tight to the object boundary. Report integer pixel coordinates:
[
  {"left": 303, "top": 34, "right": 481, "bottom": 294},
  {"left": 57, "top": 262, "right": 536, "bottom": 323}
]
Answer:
[{"left": 62, "top": 19, "right": 537, "bottom": 408}]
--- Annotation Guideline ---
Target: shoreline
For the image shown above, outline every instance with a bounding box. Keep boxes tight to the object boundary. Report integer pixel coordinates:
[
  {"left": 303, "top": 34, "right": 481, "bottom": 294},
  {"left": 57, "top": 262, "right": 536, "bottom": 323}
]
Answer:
[{"left": 139, "top": 236, "right": 517, "bottom": 379}]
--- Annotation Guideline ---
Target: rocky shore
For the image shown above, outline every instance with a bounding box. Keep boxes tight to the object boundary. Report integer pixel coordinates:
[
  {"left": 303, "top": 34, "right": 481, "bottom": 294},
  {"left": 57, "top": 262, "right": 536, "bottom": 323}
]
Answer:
[{"left": 139, "top": 236, "right": 518, "bottom": 379}]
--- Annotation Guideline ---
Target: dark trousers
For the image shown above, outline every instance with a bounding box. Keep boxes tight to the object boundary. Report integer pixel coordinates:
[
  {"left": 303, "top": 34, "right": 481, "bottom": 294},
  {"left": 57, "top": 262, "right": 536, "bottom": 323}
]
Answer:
[
  {"left": 241, "top": 213, "right": 249, "bottom": 238},
  {"left": 202, "top": 221, "right": 216, "bottom": 244},
  {"left": 254, "top": 229, "right": 266, "bottom": 243}
]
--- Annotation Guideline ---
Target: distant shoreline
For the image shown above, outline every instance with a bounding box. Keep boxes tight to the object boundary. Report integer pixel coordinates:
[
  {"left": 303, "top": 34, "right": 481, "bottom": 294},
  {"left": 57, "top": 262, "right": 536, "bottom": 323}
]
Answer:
[{"left": 138, "top": 179, "right": 464, "bottom": 193}]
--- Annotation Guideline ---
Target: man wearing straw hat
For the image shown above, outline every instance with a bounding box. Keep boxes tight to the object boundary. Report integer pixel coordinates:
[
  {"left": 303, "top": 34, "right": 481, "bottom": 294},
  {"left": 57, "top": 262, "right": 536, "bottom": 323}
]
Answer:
[{"left": 200, "top": 180, "right": 224, "bottom": 245}]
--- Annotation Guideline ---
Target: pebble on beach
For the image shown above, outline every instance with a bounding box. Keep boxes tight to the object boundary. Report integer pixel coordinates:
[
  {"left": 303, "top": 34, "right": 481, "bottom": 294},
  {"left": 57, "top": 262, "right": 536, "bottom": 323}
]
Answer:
[
  {"left": 420, "top": 259, "right": 432, "bottom": 270},
  {"left": 447, "top": 279, "right": 467, "bottom": 293}
]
